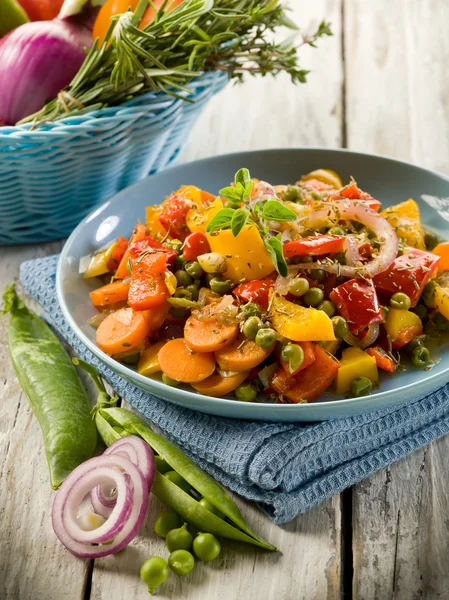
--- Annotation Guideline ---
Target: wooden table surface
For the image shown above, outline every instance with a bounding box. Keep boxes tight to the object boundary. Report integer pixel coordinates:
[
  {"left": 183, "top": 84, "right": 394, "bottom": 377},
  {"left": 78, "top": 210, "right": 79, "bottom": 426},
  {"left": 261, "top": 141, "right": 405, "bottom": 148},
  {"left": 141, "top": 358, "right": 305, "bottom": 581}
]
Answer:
[{"left": 2, "top": 1, "right": 449, "bottom": 599}]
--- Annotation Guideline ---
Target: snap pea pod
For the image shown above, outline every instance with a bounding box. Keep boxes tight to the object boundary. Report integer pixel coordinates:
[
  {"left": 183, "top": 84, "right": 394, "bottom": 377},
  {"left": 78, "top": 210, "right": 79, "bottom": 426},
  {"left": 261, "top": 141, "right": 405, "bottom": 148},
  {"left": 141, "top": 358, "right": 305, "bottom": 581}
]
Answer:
[
  {"left": 96, "top": 407, "right": 276, "bottom": 552},
  {"left": 2, "top": 285, "right": 97, "bottom": 489}
]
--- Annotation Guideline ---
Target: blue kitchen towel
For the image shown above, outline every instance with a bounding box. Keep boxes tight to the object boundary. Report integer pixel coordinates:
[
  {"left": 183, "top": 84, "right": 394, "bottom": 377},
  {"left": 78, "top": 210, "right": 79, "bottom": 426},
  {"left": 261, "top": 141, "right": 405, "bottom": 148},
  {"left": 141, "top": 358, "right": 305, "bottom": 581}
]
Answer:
[{"left": 19, "top": 255, "right": 449, "bottom": 524}]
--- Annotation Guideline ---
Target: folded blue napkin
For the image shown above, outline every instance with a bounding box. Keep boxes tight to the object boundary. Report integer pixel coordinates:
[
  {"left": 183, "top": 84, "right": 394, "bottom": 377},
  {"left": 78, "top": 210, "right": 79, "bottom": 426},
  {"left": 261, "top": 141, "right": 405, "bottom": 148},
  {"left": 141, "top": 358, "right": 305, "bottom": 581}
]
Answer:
[{"left": 20, "top": 255, "right": 449, "bottom": 524}]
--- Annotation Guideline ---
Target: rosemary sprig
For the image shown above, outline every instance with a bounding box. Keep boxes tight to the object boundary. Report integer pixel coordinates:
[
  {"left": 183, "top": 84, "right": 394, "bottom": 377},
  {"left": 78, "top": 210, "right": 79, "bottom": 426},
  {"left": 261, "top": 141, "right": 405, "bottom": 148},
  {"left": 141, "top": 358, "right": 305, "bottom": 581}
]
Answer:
[{"left": 21, "top": 0, "right": 332, "bottom": 125}]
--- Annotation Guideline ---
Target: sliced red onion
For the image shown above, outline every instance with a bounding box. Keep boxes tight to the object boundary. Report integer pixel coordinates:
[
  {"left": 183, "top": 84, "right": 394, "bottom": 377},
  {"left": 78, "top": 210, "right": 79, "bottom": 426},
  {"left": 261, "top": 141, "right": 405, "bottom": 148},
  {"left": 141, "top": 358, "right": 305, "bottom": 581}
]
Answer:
[
  {"left": 52, "top": 454, "right": 149, "bottom": 558},
  {"left": 343, "top": 323, "right": 380, "bottom": 349},
  {"left": 343, "top": 235, "right": 360, "bottom": 267},
  {"left": 291, "top": 201, "right": 398, "bottom": 279},
  {"left": 274, "top": 266, "right": 300, "bottom": 296}
]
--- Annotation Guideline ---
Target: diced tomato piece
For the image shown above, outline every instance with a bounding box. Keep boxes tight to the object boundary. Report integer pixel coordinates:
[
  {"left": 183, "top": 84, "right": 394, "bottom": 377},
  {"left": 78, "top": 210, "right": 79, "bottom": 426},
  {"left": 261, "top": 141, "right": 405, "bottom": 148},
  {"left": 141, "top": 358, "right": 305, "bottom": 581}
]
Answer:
[
  {"left": 128, "top": 236, "right": 177, "bottom": 265},
  {"left": 128, "top": 253, "right": 169, "bottom": 311},
  {"left": 283, "top": 234, "right": 345, "bottom": 258},
  {"left": 358, "top": 242, "right": 373, "bottom": 261},
  {"left": 115, "top": 224, "right": 149, "bottom": 279},
  {"left": 158, "top": 193, "right": 190, "bottom": 240},
  {"left": 331, "top": 181, "right": 381, "bottom": 211},
  {"left": 233, "top": 280, "right": 275, "bottom": 309},
  {"left": 281, "top": 342, "right": 316, "bottom": 376},
  {"left": 302, "top": 178, "right": 333, "bottom": 192},
  {"left": 366, "top": 346, "right": 398, "bottom": 372},
  {"left": 107, "top": 236, "right": 128, "bottom": 272},
  {"left": 391, "top": 325, "right": 423, "bottom": 349},
  {"left": 183, "top": 232, "right": 210, "bottom": 261},
  {"left": 373, "top": 249, "right": 440, "bottom": 307},
  {"left": 330, "top": 278, "right": 383, "bottom": 333}
]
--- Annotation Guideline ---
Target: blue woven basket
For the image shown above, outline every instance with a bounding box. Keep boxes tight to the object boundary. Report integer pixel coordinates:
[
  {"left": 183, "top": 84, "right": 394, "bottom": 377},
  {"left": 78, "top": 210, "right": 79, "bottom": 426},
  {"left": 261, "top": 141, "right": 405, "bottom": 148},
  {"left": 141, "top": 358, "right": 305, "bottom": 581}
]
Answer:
[{"left": 0, "top": 70, "right": 228, "bottom": 245}]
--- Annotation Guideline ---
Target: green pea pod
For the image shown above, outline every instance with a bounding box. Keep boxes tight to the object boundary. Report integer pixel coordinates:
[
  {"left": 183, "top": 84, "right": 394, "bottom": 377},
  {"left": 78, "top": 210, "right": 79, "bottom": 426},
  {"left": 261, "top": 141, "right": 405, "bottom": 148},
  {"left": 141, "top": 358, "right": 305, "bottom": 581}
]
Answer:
[
  {"left": 98, "top": 406, "right": 276, "bottom": 552},
  {"left": 2, "top": 284, "right": 97, "bottom": 489}
]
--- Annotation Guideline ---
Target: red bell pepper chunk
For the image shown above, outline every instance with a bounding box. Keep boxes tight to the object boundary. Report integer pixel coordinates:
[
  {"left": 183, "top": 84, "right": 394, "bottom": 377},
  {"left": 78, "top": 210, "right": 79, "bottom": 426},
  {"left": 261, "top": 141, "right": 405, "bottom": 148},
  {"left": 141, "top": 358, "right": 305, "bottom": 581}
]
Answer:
[
  {"left": 331, "top": 181, "right": 382, "bottom": 212},
  {"left": 107, "top": 236, "right": 128, "bottom": 272},
  {"left": 330, "top": 278, "right": 383, "bottom": 333},
  {"left": 183, "top": 232, "right": 210, "bottom": 261},
  {"left": 128, "top": 236, "right": 177, "bottom": 265},
  {"left": 158, "top": 193, "right": 190, "bottom": 241},
  {"left": 373, "top": 249, "right": 440, "bottom": 307},
  {"left": 391, "top": 325, "right": 423, "bottom": 349},
  {"left": 365, "top": 346, "right": 398, "bottom": 372},
  {"left": 282, "top": 235, "right": 345, "bottom": 258},
  {"left": 233, "top": 279, "right": 275, "bottom": 309},
  {"left": 128, "top": 253, "right": 169, "bottom": 311}
]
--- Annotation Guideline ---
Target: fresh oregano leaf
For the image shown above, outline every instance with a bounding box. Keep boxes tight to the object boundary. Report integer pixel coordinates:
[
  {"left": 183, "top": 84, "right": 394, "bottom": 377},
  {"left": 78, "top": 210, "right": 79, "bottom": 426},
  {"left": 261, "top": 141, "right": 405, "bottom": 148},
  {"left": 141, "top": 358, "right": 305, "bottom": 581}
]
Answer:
[
  {"left": 231, "top": 208, "right": 249, "bottom": 237},
  {"left": 264, "top": 236, "right": 288, "bottom": 276},
  {"left": 206, "top": 208, "right": 234, "bottom": 233},
  {"left": 219, "top": 186, "right": 241, "bottom": 202},
  {"left": 262, "top": 200, "right": 297, "bottom": 222},
  {"left": 235, "top": 168, "right": 251, "bottom": 188}
]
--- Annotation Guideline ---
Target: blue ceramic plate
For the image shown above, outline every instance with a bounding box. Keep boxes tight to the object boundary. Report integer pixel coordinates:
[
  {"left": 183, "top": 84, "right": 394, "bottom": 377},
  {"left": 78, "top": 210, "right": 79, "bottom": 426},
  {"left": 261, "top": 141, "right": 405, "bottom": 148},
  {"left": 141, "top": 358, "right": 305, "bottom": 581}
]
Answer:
[{"left": 57, "top": 148, "right": 449, "bottom": 422}]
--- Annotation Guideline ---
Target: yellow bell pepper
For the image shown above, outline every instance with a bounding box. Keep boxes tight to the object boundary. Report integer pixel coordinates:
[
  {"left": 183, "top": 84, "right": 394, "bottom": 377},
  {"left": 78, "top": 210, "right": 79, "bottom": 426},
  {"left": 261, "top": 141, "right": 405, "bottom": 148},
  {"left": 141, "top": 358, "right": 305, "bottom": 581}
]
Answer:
[
  {"left": 301, "top": 169, "right": 343, "bottom": 189},
  {"left": 186, "top": 197, "right": 223, "bottom": 234},
  {"left": 435, "top": 285, "right": 449, "bottom": 321},
  {"left": 336, "top": 347, "right": 378, "bottom": 394},
  {"left": 269, "top": 294, "right": 336, "bottom": 342},
  {"left": 145, "top": 206, "right": 167, "bottom": 239},
  {"left": 83, "top": 242, "right": 114, "bottom": 278},
  {"left": 432, "top": 241, "right": 449, "bottom": 274},
  {"left": 137, "top": 341, "right": 165, "bottom": 377},
  {"left": 385, "top": 308, "right": 422, "bottom": 342},
  {"left": 382, "top": 199, "right": 425, "bottom": 250},
  {"left": 207, "top": 224, "right": 275, "bottom": 283}
]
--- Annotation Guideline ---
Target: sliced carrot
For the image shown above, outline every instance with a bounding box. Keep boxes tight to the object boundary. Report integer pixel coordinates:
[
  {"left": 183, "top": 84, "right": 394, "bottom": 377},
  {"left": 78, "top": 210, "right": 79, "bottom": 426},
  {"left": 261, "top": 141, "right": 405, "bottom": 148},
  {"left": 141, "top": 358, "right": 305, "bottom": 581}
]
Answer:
[
  {"left": 191, "top": 371, "right": 250, "bottom": 397},
  {"left": 90, "top": 280, "right": 130, "bottom": 308},
  {"left": 366, "top": 346, "right": 398, "bottom": 372},
  {"left": 431, "top": 241, "right": 449, "bottom": 274},
  {"left": 272, "top": 345, "right": 340, "bottom": 403},
  {"left": 128, "top": 252, "right": 169, "bottom": 311},
  {"left": 115, "top": 224, "right": 149, "bottom": 279},
  {"left": 391, "top": 325, "right": 423, "bottom": 349},
  {"left": 143, "top": 301, "right": 170, "bottom": 336},
  {"left": 281, "top": 341, "right": 316, "bottom": 376},
  {"left": 158, "top": 338, "right": 215, "bottom": 383},
  {"left": 184, "top": 304, "right": 238, "bottom": 353},
  {"left": 215, "top": 335, "right": 273, "bottom": 372},
  {"left": 96, "top": 308, "right": 151, "bottom": 355}
]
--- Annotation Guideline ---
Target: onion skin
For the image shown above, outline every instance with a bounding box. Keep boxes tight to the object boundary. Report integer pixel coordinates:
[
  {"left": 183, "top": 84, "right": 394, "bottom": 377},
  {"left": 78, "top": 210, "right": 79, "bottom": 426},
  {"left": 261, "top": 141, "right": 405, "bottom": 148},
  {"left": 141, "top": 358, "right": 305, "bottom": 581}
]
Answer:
[{"left": 0, "top": 16, "right": 92, "bottom": 125}]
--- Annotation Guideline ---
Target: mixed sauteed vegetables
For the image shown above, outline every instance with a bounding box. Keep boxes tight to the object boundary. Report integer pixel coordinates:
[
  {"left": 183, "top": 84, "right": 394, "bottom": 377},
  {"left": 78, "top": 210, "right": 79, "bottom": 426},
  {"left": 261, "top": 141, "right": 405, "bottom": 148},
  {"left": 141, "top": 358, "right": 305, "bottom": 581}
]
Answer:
[{"left": 83, "top": 168, "right": 449, "bottom": 403}]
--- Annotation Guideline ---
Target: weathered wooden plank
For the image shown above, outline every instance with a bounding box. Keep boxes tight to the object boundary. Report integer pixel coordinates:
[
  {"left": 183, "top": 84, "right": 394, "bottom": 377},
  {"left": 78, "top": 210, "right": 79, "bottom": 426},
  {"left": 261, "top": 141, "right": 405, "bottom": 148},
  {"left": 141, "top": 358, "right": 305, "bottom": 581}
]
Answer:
[
  {"left": 345, "top": 2, "right": 449, "bottom": 598},
  {"left": 0, "top": 243, "right": 91, "bottom": 600}
]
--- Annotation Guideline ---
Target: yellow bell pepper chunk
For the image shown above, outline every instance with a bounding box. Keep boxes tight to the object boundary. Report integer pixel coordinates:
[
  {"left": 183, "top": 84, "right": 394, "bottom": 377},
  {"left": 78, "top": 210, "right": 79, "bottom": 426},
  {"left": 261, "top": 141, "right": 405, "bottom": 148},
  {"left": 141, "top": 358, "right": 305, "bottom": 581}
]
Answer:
[
  {"left": 301, "top": 169, "right": 343, "bottom": 189},
  {"left": 385, "top": 308, "right": 422, "bottom": 341},
  {"left": 83, "top": 242, "right": 114, "bottom": 278},
  {"left": 145, "top": 206, "right": 167, "bottom": 239},
  {"left": 207, "top": 224, "right": 274, "bottom": 283},
  {"left": 432, "top": 241, "right": 449, "bottom": 274},
  {"left": 435, "top": 286, "right": 449, "bottom": 321},
  {"left": 186, "top": 197, "right": 222, "bottom": 234},
  {"left": 137, "top": 341, "right": 165, "bottom": 377},
  {"left": 269, "top": 294, "right": 336, "bottom": 342},
  {"left": 336, "top": 347, "right": 378, "bottom": 394},
  {"left": 382, "top": 199, "right": 425, "bottom": 250}
]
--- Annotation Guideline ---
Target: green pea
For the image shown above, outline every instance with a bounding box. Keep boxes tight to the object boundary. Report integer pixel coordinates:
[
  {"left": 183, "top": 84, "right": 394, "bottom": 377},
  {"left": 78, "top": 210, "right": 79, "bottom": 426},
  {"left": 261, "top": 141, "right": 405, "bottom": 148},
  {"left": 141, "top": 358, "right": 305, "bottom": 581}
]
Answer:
[
  {"left": 164, "top": 470, "right": 191, "bottom": 494},
  {"left": 304, "top": 287, "right": 324, "bottom": 307},
  {"left": 433, "top": 312, "right": 449, "bottom": 331},
  {"left": 390, "top": 292, "right": 411, "bottom": 310},
  {"left": 351, "top": 377, "right": 373, "bottom": 397},
  {"left": 198, "top": 498, "right": 225, "bottom": 519},
  {"left": 299, "top": 255, "right": 314, "bottom": 264},
  {"left": 185, "top": 261, "right": 204, "bottom": 279},
  {"left": 289, "top": 277, "right": 310, "bottom": 297},
  {"left": 193, "top": 533, "right": 221, "bottom": 561},
  {"left": 310, "top": 191, "right": 323, "bottom": 202},
  {"left": 209, "top": 277, "right": 232, "bottom": 295},
  {"left": 411, "top": 304, "right": 428, "bottom": 321},
  {"left": 170, "top": 306, "right": 190, "bottom": 319},
  {"left": 309, "top": 269, "right": 326, "bottom": 283},
  {"left": 175, "top": 270, "right": 193, "bottom": 288},
  {"left": 174, "top": 255, "right": 188, "bottom": 270},
  {"left": 331, "top": 316, "right": 348, "bottom": 339},
  {"left": 154, "top": 510, "right": 183, "bottom": 538},
  {"left": 140, "top": 556, "right": 169, "bottom": 594},
  {"left": 166, "top": 523, "right": 193, "bottom": 552},
  {"left": 155, "top": 455, "right": 171, "bottom": 474},
  {"left": 167, "top": 239, "right": 183, "bottom": 252},
  {"left": 255, "top": 327, "right": 277, "bottom": 350},
  {"left": 174, "top": 288, "right": 192, "bottom": 300},
  {"left": 328, "top": 226, "right": 345, "bottom": 236},
  {"left": 240, "top": 302, "right": 262, "bottom": 319},
  {"left": 405, "top": 337, "right": 425, "bottom": 355},
  {"left": 162, "top": 373, "right": 180, "bottom": 387},
  {"left": 168, "top": 549, "right": 195, "bottom": 576},
  {"left": 411, "top": 346, "right": 430, "bottom": 367},
  {"left": 243, "top": 316, "right": 264, "bottom": 340},
  {"left": 186, "top": 284, "right": 199, "bottom": 301},
  {"left": 235, "top": 382, "right": 258, "bottom": 402},
  {"left": 121, "top": 353, "right": 140, "bottom": 365},
  {"left": 281, "top": 343, "right": 304, "bottom": 373},
  {"left": 424, "top": 230, "right": 439, "bottom": 251},
  {"left": 317, "top": 300, "right": 336, "bottom": 318},
  {"left": 284, "top": 185, "right": 303, "bottom": 203},
  {"left": 204, "top": 273, "right": 216, "bottom": 286},
  {"left": 422, "top": 281, "right": 437, "bottom": 308}
]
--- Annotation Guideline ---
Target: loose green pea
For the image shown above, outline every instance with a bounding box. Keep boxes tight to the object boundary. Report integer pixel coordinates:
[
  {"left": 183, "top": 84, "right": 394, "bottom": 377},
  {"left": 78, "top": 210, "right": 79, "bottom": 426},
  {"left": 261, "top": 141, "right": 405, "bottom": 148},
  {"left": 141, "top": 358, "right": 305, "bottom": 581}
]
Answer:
[
  {"left": 240, "top": 302, "right": 262, "bottom": 319},
  {"left": 140, "top": 556, "right": 169, "bottom": 594},
  {"left": 235, "top": 382, "right": 258, "bottom": 402},
  {"left": 411, "top": 346, "right": 430, "bottom": 367},
  {"left": 175, "top": 270, "right": 193, "bottom": 288},
  {"left": 154, "top": 510, "right": 183, "bottom": 538},
  {"left": 170, "top": 306, "right": 190, "bottom": 319},
  {"left": 162, "top": 373, "right": 180, "bottom": 387},
  {"left": 405, "top": 337, "right": 425, "bottom": 355},
  {"left": 174, "top": 288, "right": 192, "bottom": 300},
  {"left": 299, "top": 255, "right": 314, "bottom": 264},
  {"left": 164, "top": 470, "right": 191, "bottom": 494},
  {"left": 198, "top": 498, "right": 225, "bottom": 519},
  {"left": 329, "top": 226, "right": 345, "bottom": 236},
  {"left": 424, "top": 230, "right": 439, "bottom": 251},
  {"left": 317, "top": 300, "right": 336, "bottom": 318},
  {"left": 185, "top": 261, "right": 204, "bottom": 279},
  {"left": 121, "top": 353, "right": 140, "bottom": 365},
  {"left": 284, "top": 185, "right": 303, "bottom": 203},
  {"left": 433, "top": 312, "right": 449, "bottom": 331},
  {"left": 304, "top": 287, "right": 324, "bottom": 307},
  {"left": 174, "top": 256, "right": 188, "bottom": 270},
  {"left": 351, "top": 377, "right": 373, "bottom": 397},
  {"left": 390, "top": 292, "right": 411, "bottom": 310},
  {"left": 210, "top": 277, "right": 232, "bottom": 295},
  {"left": 193, "top": 533, "right": 221, "bottom": 561},
  {"left": 166, "top": 524, "right": 193, "bottom": 552},
  {"left": 289, "top": 277, "right": 309, "bottom": 297},
  {"left": 167, "top": 239, "right": 183, "bottom": 252},
  {"left": 309, "top": 269, "right": 326, "bottom": 283},
  {"left": 204, "top": 273, "right": 216, "bottom": 286},
  {"left": 243, "top": 316, "right": 264, "bottom": 340},
  {"left": 186, "top": 284, "right": 199, "bottom": 301},
  {"left": 331, "top": 316, "right": 348, "bottom": 339},
  {"left": 422, "top": 281, "right": 437, "bottom": 308},
  {"left": 411, "top": 304, "right": 428, "bottom": 321},
  {"left": 255, "top": 327, "right": 276, "bottom": 350},
  {"left": 168, "top": 549, "right": 195, "bottom": 576},
  {"left": 155, "top": 455, "right": 171, "bottom": 473},
  {"left": 281, "top": 343, "right": 304, "bottom": 372}
]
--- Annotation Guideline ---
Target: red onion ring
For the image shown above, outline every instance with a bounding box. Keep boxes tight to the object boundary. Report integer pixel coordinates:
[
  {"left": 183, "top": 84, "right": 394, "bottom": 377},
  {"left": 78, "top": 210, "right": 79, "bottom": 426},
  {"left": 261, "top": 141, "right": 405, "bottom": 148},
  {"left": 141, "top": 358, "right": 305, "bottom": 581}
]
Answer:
[
  {"left": 292, "top": 201, "right": 398, "bottom": 278},
  {"left": 343, "top": 235, "right": 360, "bottom": 267},
  {"left": 343, "top": 323, "right": 380, "bottom": 349}
]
